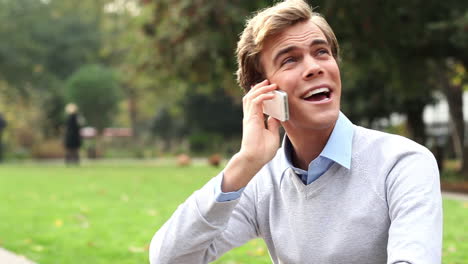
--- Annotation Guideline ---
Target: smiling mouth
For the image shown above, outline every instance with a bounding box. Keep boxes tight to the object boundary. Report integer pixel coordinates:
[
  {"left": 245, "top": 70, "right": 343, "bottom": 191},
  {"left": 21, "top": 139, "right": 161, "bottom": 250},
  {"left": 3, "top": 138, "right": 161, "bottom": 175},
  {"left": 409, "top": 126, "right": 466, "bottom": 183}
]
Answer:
[{"left": 302, "top": 87, "right": 331, "bottom": 102}]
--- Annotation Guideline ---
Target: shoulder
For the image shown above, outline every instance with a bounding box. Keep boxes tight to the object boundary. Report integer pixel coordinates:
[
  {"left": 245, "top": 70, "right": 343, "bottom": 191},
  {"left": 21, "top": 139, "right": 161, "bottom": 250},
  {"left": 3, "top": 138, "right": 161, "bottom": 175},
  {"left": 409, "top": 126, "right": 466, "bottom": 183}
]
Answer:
[
  {"left": 352, "top": 125, "right": 438, "bottom": 183},
  {"left": 351, "top": 126, "right": 439, "bottom": 201},
  {"left": 352, "top": 125, "right": 434, "bottom": 161},
  {"left": 351, "top": 125, "right": 438, "bottom": 182}
]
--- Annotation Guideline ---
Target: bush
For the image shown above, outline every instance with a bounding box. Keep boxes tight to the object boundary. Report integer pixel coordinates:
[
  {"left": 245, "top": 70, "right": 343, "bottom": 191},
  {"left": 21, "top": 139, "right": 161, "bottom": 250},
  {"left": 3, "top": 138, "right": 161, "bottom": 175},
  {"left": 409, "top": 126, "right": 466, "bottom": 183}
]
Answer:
[
  {"left": 4, "top": 147, "right": 31, "bottom": 161},
  {"left": 31, "top": 140, "right": 65, "bottom": 159},
  {"left": 188, "top": 132, "right": 222, "bottom": 154},
  {"left": 13, "top": 126, "right": 38, "bottom": 149},
  {"left": 65, "top": 64, "right": 122, "bottom": 131}
]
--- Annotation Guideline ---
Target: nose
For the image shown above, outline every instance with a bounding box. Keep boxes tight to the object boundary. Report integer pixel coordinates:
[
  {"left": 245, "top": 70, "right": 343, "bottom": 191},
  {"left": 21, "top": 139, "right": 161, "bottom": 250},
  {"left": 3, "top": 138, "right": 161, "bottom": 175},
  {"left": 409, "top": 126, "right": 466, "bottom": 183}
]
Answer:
[{"left": 302, "top": 55, "right": 323, "bottom": 80}]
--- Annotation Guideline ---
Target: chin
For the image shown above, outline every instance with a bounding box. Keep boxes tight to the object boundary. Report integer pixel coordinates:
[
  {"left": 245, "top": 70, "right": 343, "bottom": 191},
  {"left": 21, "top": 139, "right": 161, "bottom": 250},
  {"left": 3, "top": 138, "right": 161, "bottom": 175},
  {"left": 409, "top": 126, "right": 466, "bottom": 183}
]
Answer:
[{"left": 289, "top": 108, "right": 339, "bottom": 131}]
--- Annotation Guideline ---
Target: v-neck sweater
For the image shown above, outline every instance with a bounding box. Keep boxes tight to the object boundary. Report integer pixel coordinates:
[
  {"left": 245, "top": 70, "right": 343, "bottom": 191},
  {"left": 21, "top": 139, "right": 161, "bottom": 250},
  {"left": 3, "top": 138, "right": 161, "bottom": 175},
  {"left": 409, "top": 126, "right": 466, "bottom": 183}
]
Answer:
[{"left": 150, "top": 125, "right": 442, "bottom": 264}]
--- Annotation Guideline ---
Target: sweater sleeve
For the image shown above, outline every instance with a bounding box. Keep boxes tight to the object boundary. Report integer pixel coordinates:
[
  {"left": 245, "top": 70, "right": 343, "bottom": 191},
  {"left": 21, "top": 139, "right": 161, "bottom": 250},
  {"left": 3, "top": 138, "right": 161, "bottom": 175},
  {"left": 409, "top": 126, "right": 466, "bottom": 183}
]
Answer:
[
  {"left": 149, "top": 172, "right": 260, "bottom": 264},
  {"left": 385, "top": 149, "right": 442, "bottom": 264}
]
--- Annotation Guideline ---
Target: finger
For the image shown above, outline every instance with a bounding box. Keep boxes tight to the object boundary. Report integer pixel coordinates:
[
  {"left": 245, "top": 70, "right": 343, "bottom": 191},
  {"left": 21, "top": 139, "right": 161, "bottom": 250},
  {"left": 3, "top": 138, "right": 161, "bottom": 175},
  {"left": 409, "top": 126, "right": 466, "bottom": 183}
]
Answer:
[
  {"left": 250, "top": 79, "right": 269, "bottom": 91},
  {"left": 245, "top": 93, "right": 275, "bottom": 119},
  {"left": 244, "top": 93, "right": 275, "bottom": 120},
  {"left": 243, "top": 83, "right": 277, "bottom": 110},
  {"left": 249, "top": 83, "right": 277, "bottom": 98}
]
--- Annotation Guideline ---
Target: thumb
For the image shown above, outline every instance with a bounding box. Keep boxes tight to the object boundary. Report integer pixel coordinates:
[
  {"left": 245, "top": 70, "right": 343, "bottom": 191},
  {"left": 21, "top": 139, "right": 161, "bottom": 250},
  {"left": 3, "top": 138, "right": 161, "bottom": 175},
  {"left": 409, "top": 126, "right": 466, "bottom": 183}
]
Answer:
[{"left": 266, "top": 116, "right": 281, "bottom": 135}]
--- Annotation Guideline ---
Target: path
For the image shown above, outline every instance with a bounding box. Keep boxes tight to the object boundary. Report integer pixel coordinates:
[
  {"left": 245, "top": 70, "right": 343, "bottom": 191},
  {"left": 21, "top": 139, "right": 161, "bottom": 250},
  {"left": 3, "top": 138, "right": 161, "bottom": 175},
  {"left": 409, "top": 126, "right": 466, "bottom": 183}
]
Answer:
[{"left": 0, "top": 248, "right": 36, "bottom": 264}]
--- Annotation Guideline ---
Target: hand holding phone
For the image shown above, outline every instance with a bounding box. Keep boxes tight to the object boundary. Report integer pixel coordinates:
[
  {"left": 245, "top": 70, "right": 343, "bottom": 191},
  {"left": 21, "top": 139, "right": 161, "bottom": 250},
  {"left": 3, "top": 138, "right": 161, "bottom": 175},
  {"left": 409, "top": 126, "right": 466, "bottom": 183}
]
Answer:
[
  {"left": 262, "top": 90, "right": 289, "bottom": 122},
  {"left": 221, "top": 80, "right": 282, "bottom": 192}
]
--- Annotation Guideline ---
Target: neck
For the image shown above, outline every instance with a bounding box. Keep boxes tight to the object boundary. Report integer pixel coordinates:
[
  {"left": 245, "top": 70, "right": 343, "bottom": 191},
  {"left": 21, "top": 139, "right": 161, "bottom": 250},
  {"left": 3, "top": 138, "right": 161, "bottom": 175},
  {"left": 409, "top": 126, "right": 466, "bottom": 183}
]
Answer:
[{"left": 284, "top": 124, "right": 335, "bottom": 170}]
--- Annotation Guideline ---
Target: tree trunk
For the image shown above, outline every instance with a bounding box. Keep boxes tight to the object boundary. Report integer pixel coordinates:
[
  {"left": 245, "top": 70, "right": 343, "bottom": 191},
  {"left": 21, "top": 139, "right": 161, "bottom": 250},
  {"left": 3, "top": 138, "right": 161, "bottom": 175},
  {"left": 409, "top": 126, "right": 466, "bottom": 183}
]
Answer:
[
  {"left": 462, "top": 146, "right": 468, "bottom": 180},
  {"left": 444, "top": 86, "right": 468, "bottom": 178},
  {"left": 0, "top": 131, "right": 3, "bottom": 162},
  {"left": 404, "top": 100, "right": 427, "bottom": 145},
  {"left": 441, "top": 65, "right": 468, "bottom": 180},
  {"left": 126, "top": 86, "right": 139, "bottom": 140}
]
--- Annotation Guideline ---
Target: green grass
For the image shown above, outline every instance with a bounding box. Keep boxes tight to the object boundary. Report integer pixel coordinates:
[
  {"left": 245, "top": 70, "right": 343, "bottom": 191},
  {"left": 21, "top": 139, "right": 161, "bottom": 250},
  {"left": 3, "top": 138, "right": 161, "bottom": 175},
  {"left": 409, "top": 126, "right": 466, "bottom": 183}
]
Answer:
[
  {"left": 0, "top": 161, "right": 466, "bottom": 264},
  {"left": 442, "top": 199, "right": 468, "bottom": 263}
]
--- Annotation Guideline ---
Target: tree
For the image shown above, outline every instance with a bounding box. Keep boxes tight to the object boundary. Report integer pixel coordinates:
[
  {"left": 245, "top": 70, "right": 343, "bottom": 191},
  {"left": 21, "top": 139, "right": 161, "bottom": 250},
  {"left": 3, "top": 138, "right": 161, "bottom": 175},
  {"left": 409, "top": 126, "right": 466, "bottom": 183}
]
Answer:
[
  {"left": 145, "top": 0, "right": 269, "bottom": 94},
  {"left": 65, "top": 64, "right": 122, "bottom": 132},
  {"left": 135, "top": 0, "right": 468, "bottom": 153},
  {"left": 0, "top": 0, "right": 110, "bottom": 138},
  {"left": 151, "top": 105, "right": 187, "bottom": 152},
  {"left": 437, "top": 61, "right": 468, "bottom": 179}
]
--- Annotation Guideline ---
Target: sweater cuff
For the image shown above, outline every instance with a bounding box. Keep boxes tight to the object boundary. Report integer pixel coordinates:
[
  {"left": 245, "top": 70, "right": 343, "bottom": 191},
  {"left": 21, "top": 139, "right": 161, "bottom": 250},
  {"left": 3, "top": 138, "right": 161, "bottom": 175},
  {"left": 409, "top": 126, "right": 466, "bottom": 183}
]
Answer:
[{"left": 194, "top": 173, "right": 240, "bottom": 227}]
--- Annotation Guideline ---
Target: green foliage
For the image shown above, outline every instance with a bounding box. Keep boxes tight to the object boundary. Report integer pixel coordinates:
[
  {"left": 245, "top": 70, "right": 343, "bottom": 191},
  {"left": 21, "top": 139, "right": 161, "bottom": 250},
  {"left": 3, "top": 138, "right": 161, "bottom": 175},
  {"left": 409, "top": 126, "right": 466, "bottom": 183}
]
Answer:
[
  {"left": 65, "top": 64, "right": 122, "bottom": 131},
  {"left": 188, "top": 132, "right": 223, "bottom": 154},
  {"left": 151, "top": 106, "right": 186, "bottom": 141},
  {"left": 1, "top": 0, "right": 467, "bottom": 151},
  {"left": 0, "top": 0, "right": 110, "bottom": 139},
  {"left": 140, "top": 0, "right": 467, "bottom": 143},
  {"left": 147, "top": 0, "right": 269, "bottom": 93},
  {"left": 308, "top": 0, "right": 467, "bottom": 141},
  {"left": 183, "top": 90, "right": 242, "bottom": 137},
  {"left": 0, "top": 0, "right": 103, "bottom": 90}
]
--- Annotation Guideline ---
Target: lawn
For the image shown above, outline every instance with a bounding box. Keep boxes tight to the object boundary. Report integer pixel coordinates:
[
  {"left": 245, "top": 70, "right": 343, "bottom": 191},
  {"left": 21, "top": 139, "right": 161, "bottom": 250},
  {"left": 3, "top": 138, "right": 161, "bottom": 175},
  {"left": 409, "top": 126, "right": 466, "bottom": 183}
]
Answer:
[{"left": 0, "top": 161, "right": 466, "bottom": 264}]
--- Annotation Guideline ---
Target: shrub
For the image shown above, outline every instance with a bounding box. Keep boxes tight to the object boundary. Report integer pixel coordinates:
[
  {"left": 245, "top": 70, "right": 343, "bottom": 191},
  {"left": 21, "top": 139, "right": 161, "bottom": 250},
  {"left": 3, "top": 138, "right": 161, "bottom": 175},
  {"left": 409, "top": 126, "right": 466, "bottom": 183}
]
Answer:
[
  {"left": 188, "top": 132, "right": 222, "bottom": 154},
  {"left": 65, "top": 64, "right": 122, "bottom": 131},
  {"left": 31, "top": 140, "right": 65, "bottom": 159}
]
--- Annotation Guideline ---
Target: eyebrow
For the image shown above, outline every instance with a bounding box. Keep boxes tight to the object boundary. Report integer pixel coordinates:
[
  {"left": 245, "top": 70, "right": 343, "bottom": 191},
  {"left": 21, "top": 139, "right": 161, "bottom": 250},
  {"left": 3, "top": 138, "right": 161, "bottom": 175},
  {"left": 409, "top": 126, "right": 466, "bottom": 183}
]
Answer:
[{"left": 272, "top": 39, "right": 329, "bottom": 65}]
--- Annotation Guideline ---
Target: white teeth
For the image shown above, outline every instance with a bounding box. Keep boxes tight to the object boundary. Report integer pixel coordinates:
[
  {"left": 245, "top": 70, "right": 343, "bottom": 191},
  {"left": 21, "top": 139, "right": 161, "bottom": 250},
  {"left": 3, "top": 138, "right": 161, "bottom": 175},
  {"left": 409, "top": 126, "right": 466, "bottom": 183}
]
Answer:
[{"left": 302, "top": 88, "right": 330, "bottom": 98}]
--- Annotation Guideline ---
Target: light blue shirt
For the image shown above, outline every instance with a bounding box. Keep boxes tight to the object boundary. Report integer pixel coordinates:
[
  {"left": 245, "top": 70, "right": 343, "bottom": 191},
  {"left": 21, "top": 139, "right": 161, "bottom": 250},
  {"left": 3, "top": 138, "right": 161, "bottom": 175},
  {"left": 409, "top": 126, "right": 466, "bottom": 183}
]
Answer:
[
  {"left": 215, "top": 112, "right": 354, "bottom": 202},
  {"left": 284, "top": 111, "right": 354, "bottom": 184}
]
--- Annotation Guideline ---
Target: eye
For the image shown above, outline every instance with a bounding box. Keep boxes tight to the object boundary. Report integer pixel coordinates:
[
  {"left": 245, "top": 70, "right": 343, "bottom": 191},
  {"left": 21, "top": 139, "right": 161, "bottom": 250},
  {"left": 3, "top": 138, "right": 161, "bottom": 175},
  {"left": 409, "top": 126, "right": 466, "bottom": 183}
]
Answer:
[
  {"left": 316, "top": 48, "right": 331, "bottom": 56},
  {"left": 281, "top": 56, "right": 297, "bottom": 66}
]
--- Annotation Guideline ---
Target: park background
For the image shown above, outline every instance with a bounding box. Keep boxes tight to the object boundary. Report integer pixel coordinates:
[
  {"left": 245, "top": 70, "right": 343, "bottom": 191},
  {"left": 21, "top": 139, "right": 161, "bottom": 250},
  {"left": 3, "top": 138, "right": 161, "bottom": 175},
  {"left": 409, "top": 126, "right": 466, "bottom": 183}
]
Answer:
[{"left": 0, "top": 0, "right": 467, "bottom": 263}]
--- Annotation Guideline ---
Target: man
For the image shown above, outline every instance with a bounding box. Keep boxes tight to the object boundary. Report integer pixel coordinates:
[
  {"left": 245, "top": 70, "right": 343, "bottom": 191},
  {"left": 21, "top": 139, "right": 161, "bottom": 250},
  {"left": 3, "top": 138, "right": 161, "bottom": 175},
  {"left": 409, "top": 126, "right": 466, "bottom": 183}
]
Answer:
[{"left": 150, "top": 1, "right": 442, "bottom": 263}]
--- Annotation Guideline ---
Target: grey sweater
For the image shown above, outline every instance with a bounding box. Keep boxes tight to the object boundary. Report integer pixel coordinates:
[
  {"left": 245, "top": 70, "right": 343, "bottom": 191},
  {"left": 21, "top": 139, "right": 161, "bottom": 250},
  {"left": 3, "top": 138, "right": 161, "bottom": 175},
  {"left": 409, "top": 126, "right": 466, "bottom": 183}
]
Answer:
[{"left": 150, "top": 126, "right": 442, "bottom": 264}]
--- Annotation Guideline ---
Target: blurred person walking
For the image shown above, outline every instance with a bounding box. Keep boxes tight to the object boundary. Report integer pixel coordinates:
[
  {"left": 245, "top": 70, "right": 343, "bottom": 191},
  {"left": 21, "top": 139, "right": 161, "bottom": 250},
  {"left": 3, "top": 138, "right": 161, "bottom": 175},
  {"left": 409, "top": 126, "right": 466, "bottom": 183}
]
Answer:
[
  {"left": 64, "top": 103, "right": 82, "bottom": 165},
  {"left": 0, "top": 113, "right": 6, "bottom": 162}
]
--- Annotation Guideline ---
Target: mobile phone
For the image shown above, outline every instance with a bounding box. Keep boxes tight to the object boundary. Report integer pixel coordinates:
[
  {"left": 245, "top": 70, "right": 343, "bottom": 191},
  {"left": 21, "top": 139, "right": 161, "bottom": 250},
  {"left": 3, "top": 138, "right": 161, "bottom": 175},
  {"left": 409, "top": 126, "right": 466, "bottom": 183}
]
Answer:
[{"left": 262, "top": 90, "right": 289, "bottom": 122}]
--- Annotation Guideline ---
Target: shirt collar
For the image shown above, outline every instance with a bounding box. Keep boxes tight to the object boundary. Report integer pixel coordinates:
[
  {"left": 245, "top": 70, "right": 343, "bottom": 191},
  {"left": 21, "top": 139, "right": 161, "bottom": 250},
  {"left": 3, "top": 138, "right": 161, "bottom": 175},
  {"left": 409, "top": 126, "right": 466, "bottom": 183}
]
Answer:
[
  {"left": 282, "top": 111, "right": 354, "bottom": 170},
  {"left": 321, "top": 112, "right": 354, "bottom": 169}
]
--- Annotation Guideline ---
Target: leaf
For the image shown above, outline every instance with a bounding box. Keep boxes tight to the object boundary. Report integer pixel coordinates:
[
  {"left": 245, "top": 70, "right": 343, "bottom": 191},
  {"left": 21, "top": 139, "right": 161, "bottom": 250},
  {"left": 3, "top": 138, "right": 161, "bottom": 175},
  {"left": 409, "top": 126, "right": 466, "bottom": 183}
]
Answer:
[
  {"left": 120, "top": 193, "right": 129, "bottom": 202},
  {"left": 448, "top": 244, "right": 457, "bottom": 253},
  {"left": 31, "top": 245, "right": 44, "bottom": 252},
  {"left": 79, "top": 205, "right": 90, "bottom": 214},
  {"left": 128, "top": 246, "right": 146, "bottom": 253},
  {"left": 247, "top": 246, "right": 266, "bottom": 256},
  {"left": 74, "top": 213, "right": 90, "bottom": 229},
  {"left": 33, "top": 64, "right": 43, "bottom": 73},
  {"left": 146, "top": 209, "right": 158, "bottom": 216},
  {"left": 54, "top": 219, "right": 63, "bottom": 228}
]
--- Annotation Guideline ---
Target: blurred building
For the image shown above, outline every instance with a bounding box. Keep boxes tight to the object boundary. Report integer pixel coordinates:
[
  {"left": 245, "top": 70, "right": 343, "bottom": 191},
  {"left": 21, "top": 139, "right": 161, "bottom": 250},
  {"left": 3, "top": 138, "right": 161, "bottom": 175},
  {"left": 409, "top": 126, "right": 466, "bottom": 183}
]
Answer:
[{"left": 423, "top": 92, "right": 468, "bottom": 143}]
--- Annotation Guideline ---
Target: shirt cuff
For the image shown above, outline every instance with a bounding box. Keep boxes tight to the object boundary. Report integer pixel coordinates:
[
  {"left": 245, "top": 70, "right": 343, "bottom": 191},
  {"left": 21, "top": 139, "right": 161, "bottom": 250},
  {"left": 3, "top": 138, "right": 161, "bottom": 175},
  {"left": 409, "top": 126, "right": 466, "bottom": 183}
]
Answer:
[{"left": 213, "top": 173, "right": 245, "bottom": 202}]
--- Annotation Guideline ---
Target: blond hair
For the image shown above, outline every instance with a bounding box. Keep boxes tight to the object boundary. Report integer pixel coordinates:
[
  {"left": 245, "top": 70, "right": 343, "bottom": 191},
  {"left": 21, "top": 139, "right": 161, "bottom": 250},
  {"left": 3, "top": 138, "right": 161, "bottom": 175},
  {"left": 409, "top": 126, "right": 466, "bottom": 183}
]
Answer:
[
  {"left": 236, "top": 0, "right": 340, "bottom": 92},
  {"left": 65, "top": 103, "right": 78, "bottom": 114}
]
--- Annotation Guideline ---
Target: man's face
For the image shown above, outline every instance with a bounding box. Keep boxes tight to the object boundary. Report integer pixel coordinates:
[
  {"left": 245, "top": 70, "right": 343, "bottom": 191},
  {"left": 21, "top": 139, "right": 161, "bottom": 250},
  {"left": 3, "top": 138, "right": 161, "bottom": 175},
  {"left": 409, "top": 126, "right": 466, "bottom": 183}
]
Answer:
[{"left": 260, "top": 20, "right": 341, "bottom": 132}]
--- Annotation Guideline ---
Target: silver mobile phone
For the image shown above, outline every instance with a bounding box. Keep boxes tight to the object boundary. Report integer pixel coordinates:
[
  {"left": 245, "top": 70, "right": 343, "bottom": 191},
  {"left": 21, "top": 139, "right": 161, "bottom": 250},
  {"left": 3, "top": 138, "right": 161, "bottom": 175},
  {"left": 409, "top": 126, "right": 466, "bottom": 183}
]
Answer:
[{"left": 262, "top": 90, "right": 289, "bottom": 122}]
